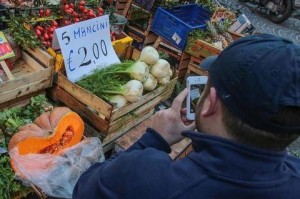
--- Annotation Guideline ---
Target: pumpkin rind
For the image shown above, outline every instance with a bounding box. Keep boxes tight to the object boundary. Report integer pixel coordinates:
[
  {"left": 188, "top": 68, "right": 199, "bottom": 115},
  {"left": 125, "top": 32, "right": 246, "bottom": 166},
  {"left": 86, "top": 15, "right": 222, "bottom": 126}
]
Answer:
[{"left": 8, "top": 107, "right": 84, "bottom": 155}]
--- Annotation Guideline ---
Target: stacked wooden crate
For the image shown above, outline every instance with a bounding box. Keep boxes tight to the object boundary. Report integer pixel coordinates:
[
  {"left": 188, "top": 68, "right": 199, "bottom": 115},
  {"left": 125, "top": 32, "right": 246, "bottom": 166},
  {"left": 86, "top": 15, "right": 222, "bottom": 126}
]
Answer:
[{"left": 0, "top": 48, "right": 54, "bottom": 109}]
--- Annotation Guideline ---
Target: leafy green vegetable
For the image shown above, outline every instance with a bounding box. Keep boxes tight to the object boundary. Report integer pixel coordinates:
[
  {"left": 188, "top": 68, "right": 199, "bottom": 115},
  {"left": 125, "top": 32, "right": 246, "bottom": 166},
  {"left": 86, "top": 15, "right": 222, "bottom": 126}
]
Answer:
[
  {"left": 0, "top": 94, "right": 52, "bottom": 198},
  {"left": 0, "top": 155, "right": 31, "bottom": 199}
]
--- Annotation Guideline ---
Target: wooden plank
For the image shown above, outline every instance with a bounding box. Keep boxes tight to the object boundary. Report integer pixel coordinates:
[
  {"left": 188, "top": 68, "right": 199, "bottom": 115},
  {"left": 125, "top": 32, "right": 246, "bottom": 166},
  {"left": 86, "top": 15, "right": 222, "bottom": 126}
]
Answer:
[
  {"left": 0, "top": 90, "right": 44, "bottom": 110},
  {"left": 0, "top": 78, "right": 52, "bottom": 104},
  {"left": 111, "top": 77, "right": 177, "bottom": 121},
  {"left": 0, "top": 60, "right": 14, "bottom": 80},
  {"left": 108, "top": 88, "right": 172, "bottom": 134},
  {"left": 21, "top": 51, "right": 45, "bottom": 71},
  {"left": 26, "top": 48, "right": 55, "bottom": 68},
  {"left": 57, "top": 73, "right": 112, "bottom": 119},
  {"left": 55, "top": 86, "right": 110, "bottom": 134},
  {"left": 0, "top": 67, "right": 52, "bottom": 94},
  {"left": 103, "top": 109, "right": 154, "bottom": 152}
]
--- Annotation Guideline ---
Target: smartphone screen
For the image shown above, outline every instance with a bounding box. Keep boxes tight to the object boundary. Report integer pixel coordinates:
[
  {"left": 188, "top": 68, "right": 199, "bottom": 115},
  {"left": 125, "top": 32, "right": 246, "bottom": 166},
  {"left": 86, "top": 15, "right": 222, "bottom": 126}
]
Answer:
[{"left": 189, "top": 84, "right": 206, "bottom": 114}]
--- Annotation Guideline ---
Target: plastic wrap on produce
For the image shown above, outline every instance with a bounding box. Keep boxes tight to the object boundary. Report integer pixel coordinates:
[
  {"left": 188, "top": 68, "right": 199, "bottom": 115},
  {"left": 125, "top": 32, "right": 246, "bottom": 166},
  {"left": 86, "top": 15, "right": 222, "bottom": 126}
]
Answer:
[{"left": 9, "top": 137, "right": 105, "bottom": 198}]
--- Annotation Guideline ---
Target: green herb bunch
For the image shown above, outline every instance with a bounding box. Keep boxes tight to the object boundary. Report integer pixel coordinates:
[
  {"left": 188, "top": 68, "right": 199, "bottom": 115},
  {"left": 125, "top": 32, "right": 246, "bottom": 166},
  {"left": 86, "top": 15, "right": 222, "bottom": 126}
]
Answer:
[
  {"left": 76, "top": 61, "right": 134, "bottom": 100},
  {"left": 3, "top": 12, "right": 42, "bottom": 49}
]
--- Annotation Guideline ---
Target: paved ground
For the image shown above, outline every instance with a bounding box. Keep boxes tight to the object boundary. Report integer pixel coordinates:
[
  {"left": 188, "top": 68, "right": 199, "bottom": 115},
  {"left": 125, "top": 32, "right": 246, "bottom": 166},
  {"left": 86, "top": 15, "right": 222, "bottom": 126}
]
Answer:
[{"left": 218, "top": 0, "right": 300, "bottom": 45}]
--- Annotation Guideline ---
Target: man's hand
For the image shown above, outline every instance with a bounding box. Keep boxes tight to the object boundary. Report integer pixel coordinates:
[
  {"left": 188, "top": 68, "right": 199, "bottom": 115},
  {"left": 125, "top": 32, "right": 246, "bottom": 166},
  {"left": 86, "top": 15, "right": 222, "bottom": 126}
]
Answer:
[{"left": 150, "top": 88, "right": 196, "bottom": 145}]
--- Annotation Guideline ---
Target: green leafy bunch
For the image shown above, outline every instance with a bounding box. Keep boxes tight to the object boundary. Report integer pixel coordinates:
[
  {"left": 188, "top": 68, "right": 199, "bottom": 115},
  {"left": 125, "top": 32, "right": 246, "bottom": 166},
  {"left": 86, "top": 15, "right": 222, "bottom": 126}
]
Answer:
[{"left": 3, "top": 12, "right": 42, "bottom": 49}]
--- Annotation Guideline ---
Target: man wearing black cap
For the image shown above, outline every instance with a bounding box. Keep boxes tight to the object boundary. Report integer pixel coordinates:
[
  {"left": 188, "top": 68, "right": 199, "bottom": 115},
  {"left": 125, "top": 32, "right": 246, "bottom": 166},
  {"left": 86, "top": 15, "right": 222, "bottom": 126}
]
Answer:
[{"left": 73, "top": 34, "right": 300, "bottom": 199}]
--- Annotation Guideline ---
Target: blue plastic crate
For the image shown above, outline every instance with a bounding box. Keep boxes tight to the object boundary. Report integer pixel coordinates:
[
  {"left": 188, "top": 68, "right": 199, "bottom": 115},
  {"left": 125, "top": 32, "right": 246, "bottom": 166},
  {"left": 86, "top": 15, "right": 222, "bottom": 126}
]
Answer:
[{"left": 151, "top": 4, "right": 210, "bottom": 50}]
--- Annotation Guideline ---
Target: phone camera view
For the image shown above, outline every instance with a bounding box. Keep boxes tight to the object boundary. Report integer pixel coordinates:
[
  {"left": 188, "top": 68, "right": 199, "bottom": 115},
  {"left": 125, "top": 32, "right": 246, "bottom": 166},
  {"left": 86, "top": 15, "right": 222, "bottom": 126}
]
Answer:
[{"left": 190, "top": 84, "right": 205, "bottom": 113}]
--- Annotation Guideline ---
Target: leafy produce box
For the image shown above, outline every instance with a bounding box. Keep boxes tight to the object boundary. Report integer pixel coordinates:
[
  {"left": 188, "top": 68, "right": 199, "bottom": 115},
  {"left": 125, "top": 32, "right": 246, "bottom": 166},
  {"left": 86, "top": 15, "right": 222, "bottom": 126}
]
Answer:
[
  {"left": 185, "top": 31, "right": 244, "bottom": 58},
  {"left": 0, "top": 94, "right": 105, "bottom": 199},
  {"left": 151, "top": 4, "right": 210, "bottom": 50},
  {"left": 0, "top": 48, "right": 54, "bottom": 105},
  {"left": 48, "top": 47, "right": 177, "bottom": 148}
]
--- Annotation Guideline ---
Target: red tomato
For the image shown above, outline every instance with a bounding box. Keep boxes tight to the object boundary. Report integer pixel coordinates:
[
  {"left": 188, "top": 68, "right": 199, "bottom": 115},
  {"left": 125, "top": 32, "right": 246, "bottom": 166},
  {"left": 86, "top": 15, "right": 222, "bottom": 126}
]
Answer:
[
  {"left": 51, "top": 20, "right": 58, "bottom": 27},
  {"left": 45, "top": 9, "right": 51, "bottom": 17},
  {"left": 98, "top": 7, "right": 104, "bottom": 14},
  {"left": 39, "top": 9, "right": 44, "bottom": 17},
  {"left": 74, "top": 18, "right": 80, "bottom": 23},
  {"left": 64, "top": 4, "right": 70, "bottom": 10},
  {"left": 69, "top": 3, "right": 75, "bottom": 9},
  {"left": 78, "top": 0, "right": 85, "bottom": 6},
  {"left": 78, "top": 5, "right": 84, "bottom": 11},
  {"left": 35, "top": 29, "right": 42, "bottom": 36},
  {"left": 43, "top": 33, "right": 49, "bottom": 41}
]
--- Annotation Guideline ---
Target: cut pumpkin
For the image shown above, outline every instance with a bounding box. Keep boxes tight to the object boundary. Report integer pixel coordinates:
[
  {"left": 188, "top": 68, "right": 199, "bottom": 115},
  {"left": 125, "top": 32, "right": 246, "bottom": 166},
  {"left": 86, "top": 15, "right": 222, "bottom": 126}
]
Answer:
[{"left": 8, "top": 107, "right": 84, "bottom": 155}]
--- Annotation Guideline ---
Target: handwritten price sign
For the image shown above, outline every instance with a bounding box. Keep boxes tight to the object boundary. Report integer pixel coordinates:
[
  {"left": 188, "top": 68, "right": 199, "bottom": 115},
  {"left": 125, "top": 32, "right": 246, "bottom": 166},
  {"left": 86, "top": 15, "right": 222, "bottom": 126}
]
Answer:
[{"left": 52, "top": 15, "right": 120, "bottom": 82}]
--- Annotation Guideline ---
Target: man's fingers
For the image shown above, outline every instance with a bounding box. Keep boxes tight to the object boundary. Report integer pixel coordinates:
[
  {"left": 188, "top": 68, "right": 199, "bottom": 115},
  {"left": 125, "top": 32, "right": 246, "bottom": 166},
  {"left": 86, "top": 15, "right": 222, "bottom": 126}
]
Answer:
[{"left": 171, "top": 88, "right": 188, "bottom": 112}]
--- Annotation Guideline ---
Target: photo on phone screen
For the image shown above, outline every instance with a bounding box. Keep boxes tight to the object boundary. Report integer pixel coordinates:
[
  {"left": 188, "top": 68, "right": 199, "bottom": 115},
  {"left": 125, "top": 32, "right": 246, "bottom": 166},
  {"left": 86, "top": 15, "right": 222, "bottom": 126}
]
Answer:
[
  {"left": 186, "top": 76, "right": 208, "bottom": 120},
  {"left": 189, "top": 84, "right": 206, "bottom": 114}
]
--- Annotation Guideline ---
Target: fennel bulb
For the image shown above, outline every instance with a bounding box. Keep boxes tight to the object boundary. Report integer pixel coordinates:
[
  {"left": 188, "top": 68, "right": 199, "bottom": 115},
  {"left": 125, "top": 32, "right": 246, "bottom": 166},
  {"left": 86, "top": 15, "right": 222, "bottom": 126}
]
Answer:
[
  {"left": 109, "top": 95, "right": 128, "bottom": 109},
  {"left": 151, "top": 59, "right": 170, "bottom": 78},
  {"left": 139, "top": 46, "right": 160, "bottom": 65},
  {"left": 158, "top": 75, "right": 170, "bottom": 85},
  {"left": 143, "top": 74, "right": 158, "bottom": 91}
]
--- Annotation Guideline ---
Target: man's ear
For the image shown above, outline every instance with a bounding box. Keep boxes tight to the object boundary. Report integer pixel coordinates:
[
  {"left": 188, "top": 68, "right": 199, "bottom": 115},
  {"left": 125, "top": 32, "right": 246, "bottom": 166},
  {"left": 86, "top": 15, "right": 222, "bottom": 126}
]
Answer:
[{"left": 201, "top": 87, "right": 218, "bottom": 117}]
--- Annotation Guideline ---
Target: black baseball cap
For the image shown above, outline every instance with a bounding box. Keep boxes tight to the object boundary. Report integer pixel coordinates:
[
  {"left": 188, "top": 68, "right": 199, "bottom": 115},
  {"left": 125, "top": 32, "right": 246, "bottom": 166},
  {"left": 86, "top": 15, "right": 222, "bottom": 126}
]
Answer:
[{"left": 199, "top": 34, "right": 300, "bottom": 134}]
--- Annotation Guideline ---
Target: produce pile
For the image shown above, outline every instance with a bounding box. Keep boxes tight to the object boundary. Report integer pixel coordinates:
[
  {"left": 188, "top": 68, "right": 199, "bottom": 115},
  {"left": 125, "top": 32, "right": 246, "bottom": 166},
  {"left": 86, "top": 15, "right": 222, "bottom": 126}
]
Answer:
[
  {"left": 0, "top": 95, "right": 53, "bottom": 199},
  {"left": 77, "top": 46, "right": 173, "bottom": 109},
  {"left": 1, "top": 0, "right": 117, "bottom": 49}
]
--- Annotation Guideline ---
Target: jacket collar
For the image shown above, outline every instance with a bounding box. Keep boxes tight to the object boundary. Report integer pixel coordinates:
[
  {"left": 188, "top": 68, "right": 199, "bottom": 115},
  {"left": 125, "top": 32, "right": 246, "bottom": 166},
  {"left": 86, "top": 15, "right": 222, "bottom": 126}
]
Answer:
[{"left": 182, "top": 131, "right": 291, "bottom": 182}]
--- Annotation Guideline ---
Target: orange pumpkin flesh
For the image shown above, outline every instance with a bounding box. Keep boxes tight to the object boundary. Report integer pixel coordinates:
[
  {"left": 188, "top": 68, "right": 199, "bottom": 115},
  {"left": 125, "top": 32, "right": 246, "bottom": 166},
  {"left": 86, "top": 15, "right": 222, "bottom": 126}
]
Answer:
[{"left": 15, "top": 111, "right": 84, "bottom": 155}]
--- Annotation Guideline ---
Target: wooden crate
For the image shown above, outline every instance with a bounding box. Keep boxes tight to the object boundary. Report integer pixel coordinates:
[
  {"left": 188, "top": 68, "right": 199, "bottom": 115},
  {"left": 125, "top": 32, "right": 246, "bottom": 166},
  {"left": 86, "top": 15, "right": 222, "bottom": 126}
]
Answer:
[
  {"left": 0, "top": 48, "right": 54, "bottom": 105},
  {"left": 185, "top": 31, "right": 244, "bottom": 58},
  {"left": 186, "top": 56, "right": 208, "bottom": 78},
  {"left": 127, "top": 3, "right": 153, "bottom": 33},
  {"left": 116, "top": 0, "right": 133, "bottom": 16},
  {"left": 126, "top": 26, "right": 158, "bottom": 50},
  {"left": 114, "top": 116, "right": 193, "bottom": 160},
  {"left": 52, "top": 73, "right": 176, "bottom": 135},
  {"left": 1, "top": 93, "right": 105, "bottom": 198}
]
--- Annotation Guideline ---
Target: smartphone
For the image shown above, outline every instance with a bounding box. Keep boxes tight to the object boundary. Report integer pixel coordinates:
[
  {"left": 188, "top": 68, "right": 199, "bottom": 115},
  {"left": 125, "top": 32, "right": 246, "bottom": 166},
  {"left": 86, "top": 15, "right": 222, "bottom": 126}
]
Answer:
[{"left": 186, "top": 76, "right": 208, "bottom": 120}]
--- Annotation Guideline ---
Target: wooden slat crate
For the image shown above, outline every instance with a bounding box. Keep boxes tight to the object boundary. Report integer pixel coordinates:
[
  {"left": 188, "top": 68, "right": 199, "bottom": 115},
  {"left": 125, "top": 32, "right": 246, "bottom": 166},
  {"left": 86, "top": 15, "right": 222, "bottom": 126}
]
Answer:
[
  {"left": 0, "top": 48, "right": 54, "bottom": 105},
  {"left": 126, "top": 26, "right": 158, "bottom": 51},
  {"left": 186, "top": 56, "right": 208, "bottom": 78},
  {"left": 116, "top": 0, "right": 133, "bottom": 16},
  {"left": 185, "top": 31, "right": 244, "bottom": 58},
  {"left": 1, "top": 94, "right": 105, "bottom": 198},
  {"left": 114, "top": 116, "right": 193, "bottom": 160},
  {"left": 127, "top": 3, "right": 153, "bottom": 33},
  {"left": 53, "top": 73, "right": 176, "bottom": 135}
]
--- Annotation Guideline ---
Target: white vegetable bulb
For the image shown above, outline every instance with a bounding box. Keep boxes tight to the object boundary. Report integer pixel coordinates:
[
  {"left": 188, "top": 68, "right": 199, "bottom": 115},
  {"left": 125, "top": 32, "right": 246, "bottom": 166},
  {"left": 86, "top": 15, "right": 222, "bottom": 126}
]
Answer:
[
  {"left": 168, "top": 69, "right": 173, "bottom": 77},
  {"left": 158, "top": 75, "right": 170, "bottom": 85},
  {"left": 143, "top": 74, "right": 158, "bottom": 91},
  {"left": 139, "top": 46, "right": 160, "bottom": 65},
  {"left": 151, "top": 59, "right": 170, "bottom": 78},
  {"left": 124, "top": 80, "right": 144, "bottom": 102},
  {"left": 130, "top": 61, "right": 149, "bottom": 82},
  {"left": 109, "top": 95, "right": 128, "bottom": 109}
]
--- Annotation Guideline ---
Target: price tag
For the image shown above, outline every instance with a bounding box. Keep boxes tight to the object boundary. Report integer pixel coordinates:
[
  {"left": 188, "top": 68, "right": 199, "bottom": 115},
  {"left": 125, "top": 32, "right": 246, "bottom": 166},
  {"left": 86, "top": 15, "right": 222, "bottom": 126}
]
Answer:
[
  {"left": 0, "top": 31, "right": 15, "bottom": 61},
  {"left": 52, "top": 15, "right": 120, "bottom": 82}
]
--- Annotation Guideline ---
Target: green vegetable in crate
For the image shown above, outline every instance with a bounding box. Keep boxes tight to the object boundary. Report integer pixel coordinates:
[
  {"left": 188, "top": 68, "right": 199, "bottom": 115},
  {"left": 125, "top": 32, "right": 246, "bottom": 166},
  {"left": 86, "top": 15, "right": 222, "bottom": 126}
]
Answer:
[
  {"left": 105, "top": 61, "right": 149, "bottom": 82},
  {"left": 108, "top": 95, "right": 128, "bottom": 109},
  {"left": 139, "top": 46, "right": 160, "bottom": 65}
]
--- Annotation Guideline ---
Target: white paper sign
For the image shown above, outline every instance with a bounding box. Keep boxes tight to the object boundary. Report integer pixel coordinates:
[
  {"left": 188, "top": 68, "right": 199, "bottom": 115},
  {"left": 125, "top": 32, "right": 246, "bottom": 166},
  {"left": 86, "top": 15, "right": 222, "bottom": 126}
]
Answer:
[{"left": 52, "top": 15, "right": 120, "bottom": 82}]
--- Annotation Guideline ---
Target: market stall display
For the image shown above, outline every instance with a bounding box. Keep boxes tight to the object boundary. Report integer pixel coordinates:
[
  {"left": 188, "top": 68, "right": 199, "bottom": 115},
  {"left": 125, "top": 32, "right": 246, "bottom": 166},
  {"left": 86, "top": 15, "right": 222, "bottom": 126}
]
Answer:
[{"left": 0, "top": 0, "right": 261, "bottom": 198}]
